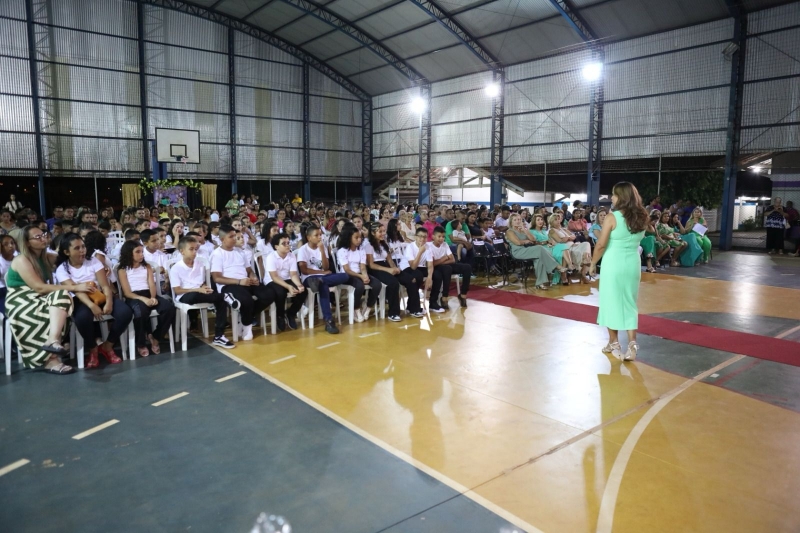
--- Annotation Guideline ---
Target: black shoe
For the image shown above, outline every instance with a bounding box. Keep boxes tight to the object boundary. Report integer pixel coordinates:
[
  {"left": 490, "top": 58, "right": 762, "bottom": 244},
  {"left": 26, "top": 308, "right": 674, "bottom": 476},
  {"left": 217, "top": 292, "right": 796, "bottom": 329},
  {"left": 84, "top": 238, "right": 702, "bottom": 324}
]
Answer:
[
  {"left": 277, "top": 316, "right": 286, "bottom": 332},
  {"left": 429, "top": 306, "right": 446, "bottom": 314},
  {"left": 458, "top": 295, "right": 468, "bottom": 308},
  {"left": 213, "top": 335, "right": 235, "bottom": 348},
  {"left": 324, "top": 320, "right": 339, "bottom": 334},
  {"left": 286, "top": 315, "right": 297, "bottom": 330},
  {"left": 306, "top": 276, "right": 322, "bottom": 293},
  {"left": 388, "top": 314, "right": 402, "bottom": 322}
]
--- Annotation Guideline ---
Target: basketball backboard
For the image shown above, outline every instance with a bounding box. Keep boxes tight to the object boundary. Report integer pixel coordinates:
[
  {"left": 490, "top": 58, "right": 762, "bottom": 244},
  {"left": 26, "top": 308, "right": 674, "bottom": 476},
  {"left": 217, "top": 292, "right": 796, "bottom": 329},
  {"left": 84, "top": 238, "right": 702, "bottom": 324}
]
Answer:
[{"left": 155, "top": 128, "right": 200, "bottom": 164}]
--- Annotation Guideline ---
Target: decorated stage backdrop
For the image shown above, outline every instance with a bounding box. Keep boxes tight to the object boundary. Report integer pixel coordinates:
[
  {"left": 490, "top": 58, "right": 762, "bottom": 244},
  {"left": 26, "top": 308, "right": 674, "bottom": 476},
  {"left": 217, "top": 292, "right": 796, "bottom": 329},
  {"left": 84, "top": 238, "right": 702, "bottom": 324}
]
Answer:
[{"left": 154, "top": 186, "right": 187, "bottom": 207}]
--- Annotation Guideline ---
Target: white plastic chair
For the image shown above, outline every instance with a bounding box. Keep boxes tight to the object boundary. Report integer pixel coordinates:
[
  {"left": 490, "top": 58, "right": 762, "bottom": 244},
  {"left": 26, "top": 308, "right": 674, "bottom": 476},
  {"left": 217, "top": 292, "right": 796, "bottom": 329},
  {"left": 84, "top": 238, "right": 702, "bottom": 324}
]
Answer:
[
  {"left": 118, "top": 268, "right": 175, "bottom": 359},
  {"left": 254, "top": 251, "right": 302, "bottom": 334},
  {"left": 167, "top": 258, "right": 211, "bottom": 351},
  {"left": 225, "top": 252, "right": 269, "bottom": 340},
  {"left": 69, "top": 315, "right": 129, "bottom": 369},
  {"left": 1, "top": 312, "right": 20, "bottom": 376},
  {"left": 330, "top": 248, "right": 385, "bottom": 325}
]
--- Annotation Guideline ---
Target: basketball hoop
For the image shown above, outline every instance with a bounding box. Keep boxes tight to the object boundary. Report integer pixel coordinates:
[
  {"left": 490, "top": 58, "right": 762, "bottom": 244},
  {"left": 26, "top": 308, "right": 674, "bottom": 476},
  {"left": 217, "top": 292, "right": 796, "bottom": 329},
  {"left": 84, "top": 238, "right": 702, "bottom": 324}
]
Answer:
[{"left": 179, "top": 156, "right": 188, "bottom": 164}]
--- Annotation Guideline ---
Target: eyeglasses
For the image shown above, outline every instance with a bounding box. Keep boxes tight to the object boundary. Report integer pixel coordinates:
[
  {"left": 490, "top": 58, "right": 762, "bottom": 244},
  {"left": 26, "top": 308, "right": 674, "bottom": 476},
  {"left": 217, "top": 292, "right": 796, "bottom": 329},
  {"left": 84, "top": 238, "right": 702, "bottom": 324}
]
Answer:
[{"left": 28, "top": 233, "right": 47, "bottom": 241}]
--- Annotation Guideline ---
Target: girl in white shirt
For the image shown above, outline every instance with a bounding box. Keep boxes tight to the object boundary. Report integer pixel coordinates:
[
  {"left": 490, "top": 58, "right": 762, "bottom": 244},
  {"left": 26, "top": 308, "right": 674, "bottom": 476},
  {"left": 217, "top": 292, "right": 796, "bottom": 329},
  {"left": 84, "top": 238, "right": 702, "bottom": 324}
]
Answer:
[
  {"left": 336, "top": 225, "right": 381, "bottom": 322},
  {"left": 117, "top": 240, "right": 176, "bottom": 358},
  {"left": 365, "top": 222, "right": 404, "bottom": 322},
  {"left": 0, "top": 234, "right": 18, "bottom": 314},
  {"left": 54, "top": 234, "right": 132, "bottom": 368}
]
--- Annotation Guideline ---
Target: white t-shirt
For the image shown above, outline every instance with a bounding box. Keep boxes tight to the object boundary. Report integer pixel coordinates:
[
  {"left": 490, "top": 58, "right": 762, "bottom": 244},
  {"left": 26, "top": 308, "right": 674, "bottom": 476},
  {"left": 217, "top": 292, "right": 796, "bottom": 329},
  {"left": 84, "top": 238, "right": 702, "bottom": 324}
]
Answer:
[
  {"left": 124, "top": 265, "right": 150, "bottom": 292},
  {"left": 364, "top": 241, "right": 389, "bottom": 262},
  {"left": 54, "top": 257, "right": 103, "bottom": 286},
  {"left": 494, "top": 215, "right": 509, "bottom": 228},
  {"left": 255, "top": 240, "right": 274, "bottom": 258},
  {"left": 401, "top": 242, "right": 431, "bottom": 271},
  {"left": 144, "top": 248, "right": 168, "bottom": 273},
  {"left": 210, "top": 247, "right": 248, "bottom": 292},
  {"left": 265, "top": 252, "right": 298, "bottom": 282},
  {"left": 109, "top": 241, "right": 124, "bottom": 260},
  {"left": 236, "top": 246, "right": 253, "bottom": 270},
  {"left": 169, "top": 260, "right": 206, "bottom": 302},
  {"left": 210, "top": 234, "right": 221, "bottom": 246},
  {"left": 0, "top": 254, "right": 14, "bottom": 289},
  {"left": 336, "top": 248, "right": 365, "bottom": 275},
  {"left": 197, "top": 240, "right": 214, "bottom": 258},
  {"left": 296, "top": 244, "right": 326, "bottom": 282},
  {"left": 426, "top": 242, "right": 453, "bottom": 262}
]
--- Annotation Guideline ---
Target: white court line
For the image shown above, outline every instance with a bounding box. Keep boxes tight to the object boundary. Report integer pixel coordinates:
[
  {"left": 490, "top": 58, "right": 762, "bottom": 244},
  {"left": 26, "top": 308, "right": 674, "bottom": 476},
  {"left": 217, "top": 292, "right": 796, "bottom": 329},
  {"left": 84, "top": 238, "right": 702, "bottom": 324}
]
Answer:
[
  {"left": 595, "top": 354, "right": 745, "bottom": 533},
  {"left": 270, "top": 355, "right": 296, "bottom": 365},
  {"left": 776, "top": 324, "right": 800, "bottom": 339},
  {"left": 358, "top": 332, "right": 381, "bottom": 338},
  {"left": 215, "top": 371, "right": 247, "bottom": 383},
  {"left": 151, "top": 392, "right": 189, "bottom": 407},
  {"left": 204, "top": 343, "right": 545, "bottom": 533},
  {"left": 316, "top": 342, "right": 340, "bottom": 350},
  {"left": 72, "top": 419, "right": 120, "bottom": 440},
  {"left": 399, "top": 323, "right": 420, "bottom": 329},
  {"left": 0, "top": 459, "right": 30, "bottom": 477}
]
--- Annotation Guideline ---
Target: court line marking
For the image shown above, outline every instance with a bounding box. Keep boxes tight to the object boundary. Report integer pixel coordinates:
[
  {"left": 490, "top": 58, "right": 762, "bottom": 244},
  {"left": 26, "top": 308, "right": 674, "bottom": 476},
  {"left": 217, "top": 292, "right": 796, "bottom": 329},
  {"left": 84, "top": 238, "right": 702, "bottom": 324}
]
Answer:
[
  {"left": 0, "top": 459, "right": 30, "bottom": 478},
  {"left": 152, "top": 392, "right": 189, "bottom": 407},
  {"left": 215, "top": 371, "right": 247, "bottom": 382},
  {"left": 359, "top": 332, "right": 381, "bottom": 338},
  {"left": 595, "top": 354, "right": 745, "bottom": 533},
  {"left": 775, "top": 324, "right": 800, "bottom": 339},
  {"left": 316, "top": 342, "right": 340, "bottom": 350},
  {"left": 72, "top": 419, "right": 120, "bottom": 440},
  {"left": 204, "top": 343, "right": 544, "bottom": 533},
  {"left": 270, "top": 355, "right": 296, "bottom": 365}
]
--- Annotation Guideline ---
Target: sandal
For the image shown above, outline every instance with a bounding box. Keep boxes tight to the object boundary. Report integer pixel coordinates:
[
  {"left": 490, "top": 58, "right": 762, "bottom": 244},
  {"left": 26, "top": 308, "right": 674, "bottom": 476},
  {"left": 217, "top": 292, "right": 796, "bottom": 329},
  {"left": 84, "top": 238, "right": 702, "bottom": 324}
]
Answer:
[
  {"left": 41, "top": 341, "right": 69, "bottom": 356},
  {"left": 37, "top": 361, "right": 75, "bottom": 375},
  {"left": 535, "top": 284, "right": 549, "bottom": 290},
  {"left": 646, "top": 267, "right": 656, "bottom": 273},
  {"left": 137, "top": 346, "right": 150, "bottom": 358},
  {"left": 148, "top": 335, "right": 161, "bottom": 355}
]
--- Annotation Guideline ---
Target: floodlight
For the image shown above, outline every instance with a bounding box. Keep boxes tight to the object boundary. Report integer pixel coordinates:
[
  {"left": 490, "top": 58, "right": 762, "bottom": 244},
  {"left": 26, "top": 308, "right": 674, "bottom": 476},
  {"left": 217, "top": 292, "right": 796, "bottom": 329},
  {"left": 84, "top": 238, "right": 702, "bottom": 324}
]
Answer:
[
  {"left": 752, "top": 166, "right": 762, "bottom": 172},
  {"left": 485, "top": 83, "right": 501, "bottom": 98},
  {"left": 442, "top": 167, "right": 450, "bottom": 173},
  {"left": 582, "top": 62, "right": 603, "bottom": 81},
  {"left": 410, "top": 97, "right": 426, "bottom": 114}
]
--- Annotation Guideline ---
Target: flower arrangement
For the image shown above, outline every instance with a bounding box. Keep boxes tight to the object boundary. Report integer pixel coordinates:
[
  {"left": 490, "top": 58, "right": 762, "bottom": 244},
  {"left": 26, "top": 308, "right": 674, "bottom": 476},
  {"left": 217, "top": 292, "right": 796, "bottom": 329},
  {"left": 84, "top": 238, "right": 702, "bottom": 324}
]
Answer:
[{"left": 138, "top": 178, "right": 202, "bottom": 192}]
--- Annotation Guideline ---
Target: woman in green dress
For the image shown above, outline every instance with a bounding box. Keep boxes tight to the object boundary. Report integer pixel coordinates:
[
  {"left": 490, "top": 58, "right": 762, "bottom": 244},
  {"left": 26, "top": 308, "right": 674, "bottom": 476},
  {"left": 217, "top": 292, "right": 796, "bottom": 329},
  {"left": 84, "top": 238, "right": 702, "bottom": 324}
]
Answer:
[
  {"left": 589, "top": 182, "right": 649, "bottom": 361},
  {"left": 530, "top": 214, "right": 572, "bottom": 285},
  {"left": 505, "top": 213, "right": 564, "bottom": 290},
  {"left": 670, "top": 212, "right": 702, "bottom": 267},
  {"left": 657, "top": 211, "right": 688, "bottom": 267},
  {"left": 684, "top": 207, "right": 712, "bottom": 263}
]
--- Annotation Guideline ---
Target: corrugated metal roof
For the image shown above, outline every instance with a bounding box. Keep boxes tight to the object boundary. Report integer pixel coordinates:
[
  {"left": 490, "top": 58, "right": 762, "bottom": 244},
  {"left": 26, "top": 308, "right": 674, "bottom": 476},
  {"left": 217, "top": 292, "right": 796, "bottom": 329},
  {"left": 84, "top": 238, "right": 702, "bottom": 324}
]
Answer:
[{"left": 206, "top": 0, "right": 800, "bottom": 95}]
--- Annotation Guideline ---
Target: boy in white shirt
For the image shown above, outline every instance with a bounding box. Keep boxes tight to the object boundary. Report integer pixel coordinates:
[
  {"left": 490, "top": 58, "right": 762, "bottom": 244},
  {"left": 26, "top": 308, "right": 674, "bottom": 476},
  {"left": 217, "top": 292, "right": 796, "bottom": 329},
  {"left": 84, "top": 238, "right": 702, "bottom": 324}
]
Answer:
[
  {"left": 141, "top": 229, "right": 169, "bottom": 290},
  {"left": 297, "top": 226, "right": 348, "bottom": 334},
  {"left": 169, "top": 236, "right": 234, "bottom": 348},
  {"left": 398, "top": 227, "right": 432, "bottom": 317},
  {"left": 427, "top": 226, "right": 471, "bottom": 312},
  {"left": 210, "top": 225, "right": 274, "bottom": 341},
  {"left": 265, "top": 233, "right": 305, "bottom": 331}
]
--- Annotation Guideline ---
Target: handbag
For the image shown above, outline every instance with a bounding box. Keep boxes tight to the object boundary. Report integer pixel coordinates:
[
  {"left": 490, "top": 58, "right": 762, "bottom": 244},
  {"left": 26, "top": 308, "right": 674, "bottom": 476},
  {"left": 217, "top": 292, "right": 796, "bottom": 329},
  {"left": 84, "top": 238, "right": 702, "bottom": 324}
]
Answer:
[{"left": 88, "top": 290, "right": 107, "bottom": 306}]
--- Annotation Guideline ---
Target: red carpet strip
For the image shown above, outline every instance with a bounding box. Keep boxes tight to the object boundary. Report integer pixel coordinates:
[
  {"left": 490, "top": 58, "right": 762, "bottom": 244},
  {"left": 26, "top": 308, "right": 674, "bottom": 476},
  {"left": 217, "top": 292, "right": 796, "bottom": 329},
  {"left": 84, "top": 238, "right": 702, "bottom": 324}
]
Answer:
[{"left": 468, "top": 286, "right": 800, "bottom": 368}]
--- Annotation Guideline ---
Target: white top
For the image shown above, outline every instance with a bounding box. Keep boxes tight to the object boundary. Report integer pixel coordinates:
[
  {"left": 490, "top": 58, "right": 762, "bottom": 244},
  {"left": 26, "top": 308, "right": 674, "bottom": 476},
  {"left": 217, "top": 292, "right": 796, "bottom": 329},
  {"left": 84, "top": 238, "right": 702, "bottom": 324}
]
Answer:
[
  {"left": 54, "top": 257, "right": 103, "bottom": 286},
  {"left": 210, "top": 247, "right": 248, "bottom": 292},
  {"left": 197, "top": 240, "right": 214, "bottom": 258},
  {"left": 210, "top": 234, "right": 221, "bottom": 246},
  {"left": 296, "top": 244, "right": 325, "bottom": 282},
  {"left": 387, "top": 239, "right": 406, "bottom": 264},
  {"left": 110, "top": 241, "right": 124, "bottom": 260},
  {"left": 265, "top": 252, "right": 298, "bottom": 282},
  {"left": 426, "top": 242, "right": 453, "bottom": 262},
  {"left": 0, "top": 254, "right": 16, "bottom": 289},
  {"left": 400, "top": 241, "right": 431, "bottom": 270},
  {"left": 494, "top": 215, "right": 509, "bottom": 228},
  {"left": 364, "top": 241, "right": 389, "bottom": 262},
  {"left": 92, "top": 250, "right": 115, "bottom": 283},
  {"left": 237, "top": 246, "right": 253, "bottom": 270},
  {"left": 336, "top": 248, "right": 366, "bottom": 274},
  {"left": 255, "top": 239, "right": 274, "bottom": 258},
  {"left": 144, "top": 248, "right": 168, "bottom": 272},
  {"left": 169, "top": 260, "right": 206, "bottom": 302},
  {"left": 124, "top": 265, "right": 150, "bottom": 292}
]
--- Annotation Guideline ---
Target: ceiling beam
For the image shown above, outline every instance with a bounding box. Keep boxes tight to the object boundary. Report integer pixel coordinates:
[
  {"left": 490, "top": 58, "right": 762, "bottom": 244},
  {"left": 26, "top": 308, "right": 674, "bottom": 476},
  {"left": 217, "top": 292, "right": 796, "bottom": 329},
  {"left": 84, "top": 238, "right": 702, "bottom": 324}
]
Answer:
[
  {"left": 135, "top": 0, "right": 371, "bottom": 99},
  {"left": 547, "top": 0, "right": 597, "bottom": 43},
  {"left": 242, "top": 0, "right": 278, "bottom": 20},
  {"left": 274, "top": 0, "right": 426, "bottom": 83},
  {"left": 408, "top": 0, "right": 499, "bottom": 67},
  {"left": 298, "top": 0, "right": 405, "bottom": 47}
]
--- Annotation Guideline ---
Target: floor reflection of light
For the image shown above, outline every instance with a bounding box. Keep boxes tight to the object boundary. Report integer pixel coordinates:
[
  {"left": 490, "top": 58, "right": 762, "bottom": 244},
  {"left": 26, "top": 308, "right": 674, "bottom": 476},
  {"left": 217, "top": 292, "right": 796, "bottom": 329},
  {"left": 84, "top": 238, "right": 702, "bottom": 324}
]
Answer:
[
  {"left": 427, "top": 349, "right": 432, "bottom": 359},
  {"left": 421, "top": 318, "right": 431, "bottom": 331}
]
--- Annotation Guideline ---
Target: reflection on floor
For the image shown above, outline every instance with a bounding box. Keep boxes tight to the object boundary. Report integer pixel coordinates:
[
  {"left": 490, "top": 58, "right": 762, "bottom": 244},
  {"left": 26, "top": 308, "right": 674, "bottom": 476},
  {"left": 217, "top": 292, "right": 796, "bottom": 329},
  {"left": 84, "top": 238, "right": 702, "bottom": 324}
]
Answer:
[{"left": 2, "top": 251, "right": 799, "bottom": 532}]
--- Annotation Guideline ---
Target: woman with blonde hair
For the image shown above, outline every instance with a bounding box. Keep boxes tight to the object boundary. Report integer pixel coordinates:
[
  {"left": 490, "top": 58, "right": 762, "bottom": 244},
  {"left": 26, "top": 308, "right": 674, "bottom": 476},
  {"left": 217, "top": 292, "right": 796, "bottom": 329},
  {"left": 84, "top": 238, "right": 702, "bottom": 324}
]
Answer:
[
  {"left": 589, "top": 182, "right": 649, "bottom": 361},
  {"left": 505, "top": 213, "right": 564, "bottom": 290},
  {"left": 549, "top": 213, "right": 592, "bottom": 283},
  {"left": 530, "top": 213, "right": 572, "bottom": 285}
]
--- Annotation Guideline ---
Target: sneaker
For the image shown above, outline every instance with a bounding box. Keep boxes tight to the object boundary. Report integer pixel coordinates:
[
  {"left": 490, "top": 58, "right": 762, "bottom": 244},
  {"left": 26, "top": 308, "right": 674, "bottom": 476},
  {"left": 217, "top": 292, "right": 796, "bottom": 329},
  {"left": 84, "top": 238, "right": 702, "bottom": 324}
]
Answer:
[
  {"left": 362, "top": 307, "right": 371, "bottom": 320},
  {"left": 429, "top": 306, "right": 446, "bottom": 314},
  {"left": 410, "top": 310, "right": 425, "bottom": 318},
  {"left": 354, "top": 309, "right": 365, "bottom": 323},
  {"left": 241, "top": 325, "right": 254, "bottom": 341},
  {"left": 299, "top": 305, "right": 309, "bottom": 319},
  {"left": 213, "top": 335, "right": 235, "bottom": 348},
  {"left": 325, "top": 320, "right": 340, "bottom": 334},
  {"left": 458, "top": 295, "right": 468, "bottom": 308},
  {"left": 286, "top": 315, "right": 297, "bottom": 330},
  {"left": 277, "top": 316, "right": 286, "bottom": 332},
  {"left": 224, "top": 293, "right": 241, "bottom": 311},
  {"left": 306, "top": 276, "right": 322, "bottom": 293},
  {"left": 388, "top": 314, "right": 402, "bottom": 322}
]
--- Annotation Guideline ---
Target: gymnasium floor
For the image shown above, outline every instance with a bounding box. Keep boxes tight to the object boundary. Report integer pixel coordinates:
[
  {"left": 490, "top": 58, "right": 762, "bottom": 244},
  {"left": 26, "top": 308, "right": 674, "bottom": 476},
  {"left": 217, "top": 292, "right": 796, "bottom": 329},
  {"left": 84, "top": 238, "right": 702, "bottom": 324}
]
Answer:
[{"left": 1, "top": 250, "right": 799, "bottom": 532}]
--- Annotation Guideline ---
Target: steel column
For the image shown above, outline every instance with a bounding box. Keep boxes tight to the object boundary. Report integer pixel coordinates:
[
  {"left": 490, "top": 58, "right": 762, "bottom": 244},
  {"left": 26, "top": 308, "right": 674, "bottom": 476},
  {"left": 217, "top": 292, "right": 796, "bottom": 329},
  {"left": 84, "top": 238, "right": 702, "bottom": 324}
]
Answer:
[
  {"left": 720, "top": 11, "right": 747, "bottom": 251},
  {"left": 137, "top": 1, "right": 154, "bottom": 183},
  {"left": 586, "top": 47, "right": 604, "bottom": 206},
  {"left": 362, "top": 98, "right": 373, "bottom": 205},
  {"left": 417, "top": 84, "right": 432, "bottom": 205},
  {"left": 229, "top": 26, "right": 238, "bottom": 194},
  {"left": 25, "top": 0, "right": 45, "bottom": 215},
  {"left": 489, "top": 69, "right": 505, "bottom": 207},
  {"left": 302, "top": 62, "right": 311, "bottom": 202}
]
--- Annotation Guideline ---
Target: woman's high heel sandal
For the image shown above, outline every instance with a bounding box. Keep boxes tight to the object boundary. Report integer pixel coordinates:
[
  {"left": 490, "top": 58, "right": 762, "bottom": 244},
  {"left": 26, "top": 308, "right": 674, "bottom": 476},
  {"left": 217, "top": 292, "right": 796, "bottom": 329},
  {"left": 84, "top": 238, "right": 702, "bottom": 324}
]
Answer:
[
  {"left": 86, "top": 348, "right": 100, "bottom": 369},
  {"left": 98, "top": 345, "right": 122, "bottom": 364},
  {"left": 602, "top": 342, "right": 622, "bottom": 358},
  {"left": 623, "top": 342, "right": 638, "bottom": 361}
]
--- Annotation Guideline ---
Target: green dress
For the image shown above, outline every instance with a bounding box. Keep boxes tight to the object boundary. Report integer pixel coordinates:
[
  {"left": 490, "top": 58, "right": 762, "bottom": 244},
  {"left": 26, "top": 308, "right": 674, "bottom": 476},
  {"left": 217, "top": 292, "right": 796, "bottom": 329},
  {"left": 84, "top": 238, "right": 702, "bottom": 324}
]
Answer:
[
  {"left": 531, "top": 229, "right": 569, "bottom": 284},
  {"left": 688, "top": 218, "right": 712, "bottom": 262},
  {"left": 675, "top": 225, "right": 702, "bottom": 267},
  {"left": 597, "top": 210, "right": 644, "bottom": 331},
  {"left": 508, "top": 229, "right": 560, "bottom": 286}
]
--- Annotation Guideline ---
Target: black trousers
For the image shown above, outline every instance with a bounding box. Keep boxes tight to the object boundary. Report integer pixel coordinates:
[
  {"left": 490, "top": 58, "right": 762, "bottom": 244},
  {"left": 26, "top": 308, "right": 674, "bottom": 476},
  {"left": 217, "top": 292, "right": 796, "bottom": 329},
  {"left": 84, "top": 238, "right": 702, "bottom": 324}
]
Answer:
[
  {"left": 270, "top": 281, "right": 305, "bottom": 319},
  {"left": 220, "top": 284, "right": 274, "bottom": 324},
  {"left": 179, "top": 292, "right": 228, "bottom": 337},
  {"left": 368, "top": 264, "right": 401, "bottom": 316},
  {"left": 766, "top": 227, "right": 785, "bottom": 250},
  {"left": 126, "top": 290, "right": 176, "bottom": 346},
  {"left": 344, "top": 274, "right": 381, "bottom": 308},
  {"left": 72, "top": 297, "right": 133, "bottom": 346},
  {"left": 399, "top": 267, "right": 425, "bottom": 313},
  {"left": 430, "top": 263, "right": 471, "bottom": 304}
]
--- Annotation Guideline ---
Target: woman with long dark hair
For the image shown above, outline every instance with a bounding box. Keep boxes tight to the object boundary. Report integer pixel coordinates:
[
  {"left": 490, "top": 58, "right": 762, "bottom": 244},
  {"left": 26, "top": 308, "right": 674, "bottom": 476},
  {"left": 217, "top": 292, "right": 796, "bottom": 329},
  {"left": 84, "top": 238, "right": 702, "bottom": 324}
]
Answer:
[
  {"left": 589, "top": 182, "right": 649, "bottom": 361},
  {"left": 366, "top": 222, "right": 403, "bottom": 322}
]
